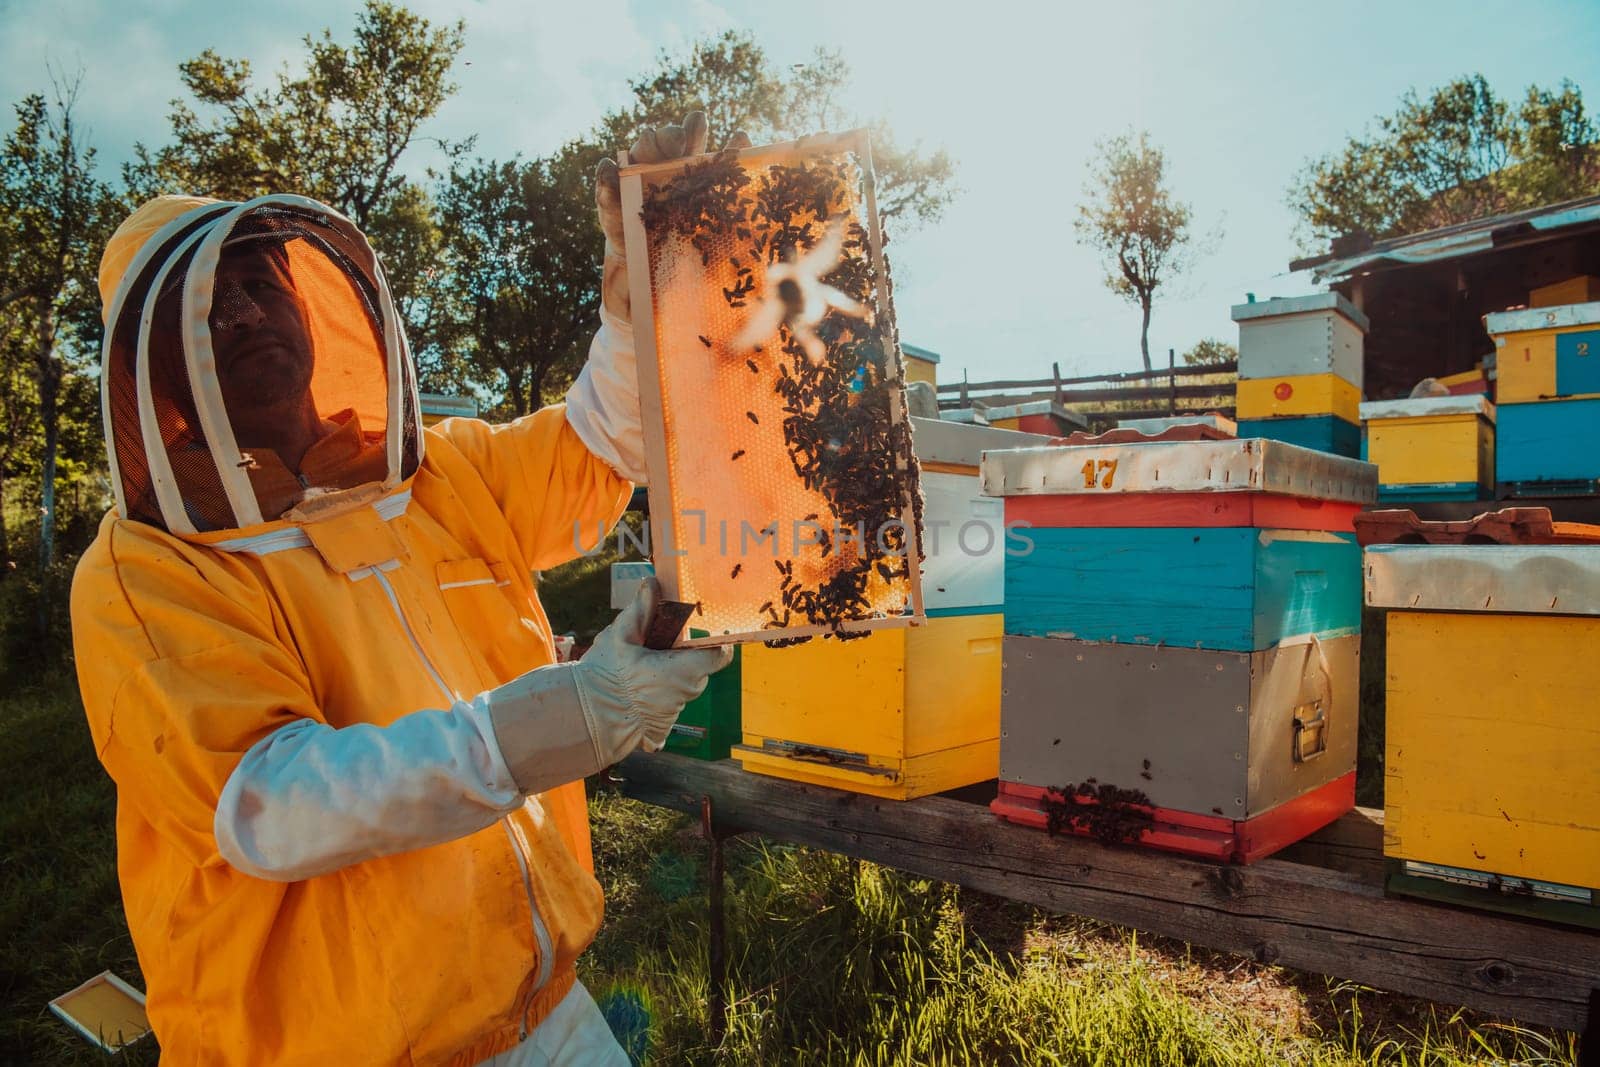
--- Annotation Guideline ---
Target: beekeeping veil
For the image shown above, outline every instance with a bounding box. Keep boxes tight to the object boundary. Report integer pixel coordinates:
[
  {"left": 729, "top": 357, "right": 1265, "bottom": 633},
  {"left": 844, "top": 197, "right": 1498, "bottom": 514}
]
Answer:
[{"left": 98, "top": 195, "right": 422, "bottom": 534}]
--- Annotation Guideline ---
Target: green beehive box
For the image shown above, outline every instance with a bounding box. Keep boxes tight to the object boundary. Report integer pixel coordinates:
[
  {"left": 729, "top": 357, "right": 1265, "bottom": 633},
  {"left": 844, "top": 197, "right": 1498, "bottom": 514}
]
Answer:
[{"left": 664, "top": 639, "right": 741, "bottom": 760}]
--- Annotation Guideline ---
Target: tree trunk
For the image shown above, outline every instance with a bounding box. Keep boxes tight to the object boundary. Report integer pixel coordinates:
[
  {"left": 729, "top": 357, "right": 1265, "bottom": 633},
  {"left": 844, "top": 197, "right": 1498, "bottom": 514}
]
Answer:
[
  {"left": 0, "top": 468, "right": 10, "bottom": 581},
  {"left": 1139, "top": 298, "right": 1153, "bottom": 374},
  {"left": 35, "top": 298, "right": 60, "bottom": 575},
  {"left": 507, "top": 367, "right": 527, "bottom": 418}
]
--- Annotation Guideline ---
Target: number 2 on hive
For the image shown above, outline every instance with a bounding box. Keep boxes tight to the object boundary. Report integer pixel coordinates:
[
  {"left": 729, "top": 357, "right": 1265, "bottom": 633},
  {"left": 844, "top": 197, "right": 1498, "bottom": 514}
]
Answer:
[{"left": 1080, "top": 458, "right": 1118, "bottom": 489}]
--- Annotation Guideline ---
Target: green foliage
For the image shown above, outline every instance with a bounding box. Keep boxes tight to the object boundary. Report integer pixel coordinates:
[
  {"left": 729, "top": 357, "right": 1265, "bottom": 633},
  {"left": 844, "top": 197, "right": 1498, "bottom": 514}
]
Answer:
[
  {"left": 128, "top": 0, "right": 466, "bottom": 227},
  {"left": 1075, "top": 131, "right": 1200, "bottom": 373},
  {"left": 1290, "top": 74, "right": 1599, "bottom": 250},
  {"left": 604, "top": 32, "right": 958, "bottom": 227},
  {"left": 0, "top": 73, "right": 119, "bottom": 579},
  {"left": 0, "top": 683, "right": 157, "bottom": 1065},
  {"left": 437, "top": 145, "right": 603, "bottom": 415},
  {"left": 1181, "top": 338, "right": 1237, "bottom": 367}
]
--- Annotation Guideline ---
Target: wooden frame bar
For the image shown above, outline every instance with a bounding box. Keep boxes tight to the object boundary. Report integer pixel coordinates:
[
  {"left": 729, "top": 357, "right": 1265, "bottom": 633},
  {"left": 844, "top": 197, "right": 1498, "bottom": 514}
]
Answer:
[{"left": 611, "top": 751, "right": 1600, "bottom": 1032}]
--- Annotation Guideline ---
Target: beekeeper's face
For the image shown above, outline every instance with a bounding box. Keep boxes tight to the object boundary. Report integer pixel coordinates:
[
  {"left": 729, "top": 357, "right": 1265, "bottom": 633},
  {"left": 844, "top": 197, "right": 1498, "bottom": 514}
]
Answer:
[{"left": 209, "top": 243, "right": 316, "bottom": 413}]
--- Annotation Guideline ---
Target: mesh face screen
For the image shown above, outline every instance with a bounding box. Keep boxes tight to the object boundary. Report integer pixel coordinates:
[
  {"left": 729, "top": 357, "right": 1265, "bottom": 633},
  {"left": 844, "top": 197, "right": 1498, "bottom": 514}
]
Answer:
[
  {"left": 104, "top": 200, "right": 418, "bottom": 532},
  {"left": 627, "top": 135, "right": 923, "bottom": 646}
]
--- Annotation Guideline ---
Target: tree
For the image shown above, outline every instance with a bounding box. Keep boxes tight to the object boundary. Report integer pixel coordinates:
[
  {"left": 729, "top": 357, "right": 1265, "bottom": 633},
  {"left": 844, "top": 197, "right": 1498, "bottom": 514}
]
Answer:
[
  {"left": 128, "top": 0, "right": 467, "bottom": 363},
  {"left": 0, "top": 76, "right": 118, "bottom": 576},
  {"left": 438, "top": 146, "right": 602, "bottom": 417},
  {"left": 602, "top": 33, "right": 957, "bottom": 229},
  {"left": 1181, "top": 338, "right": 1236, "bottom": 367},
  {"left": 1290, "top": 75, "right": 1599, "bottom": 250},
  {"left": 1075, "top": 131, "right": 1198, "bottom": 373}
]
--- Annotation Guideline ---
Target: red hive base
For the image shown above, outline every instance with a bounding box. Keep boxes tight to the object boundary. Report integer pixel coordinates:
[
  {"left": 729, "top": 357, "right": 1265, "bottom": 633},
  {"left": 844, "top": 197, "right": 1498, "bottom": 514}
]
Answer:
[
  {"left": 1004, "top": 492, "right": 1361, "bottom": 533},
  {"left": 990, "top": 773, "right": 1355, "bottom": 864}
]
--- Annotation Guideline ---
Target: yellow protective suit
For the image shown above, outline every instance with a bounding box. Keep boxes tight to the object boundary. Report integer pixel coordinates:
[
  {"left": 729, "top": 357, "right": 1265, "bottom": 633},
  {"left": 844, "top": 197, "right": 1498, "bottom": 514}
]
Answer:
[{"left": 73, "top": 194, "right": 634, "bottom": 1064}]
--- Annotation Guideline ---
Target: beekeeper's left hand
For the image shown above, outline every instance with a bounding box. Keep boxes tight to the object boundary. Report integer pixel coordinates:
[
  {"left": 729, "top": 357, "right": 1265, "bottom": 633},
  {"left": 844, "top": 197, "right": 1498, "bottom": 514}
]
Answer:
[{"left": 594, "top": 113, "right": 753, "bottom": 323}]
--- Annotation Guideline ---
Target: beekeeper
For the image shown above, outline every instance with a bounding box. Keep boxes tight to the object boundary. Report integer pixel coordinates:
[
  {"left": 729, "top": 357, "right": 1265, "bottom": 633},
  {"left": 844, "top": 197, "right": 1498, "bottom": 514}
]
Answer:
[{"left": 71, "top": 114, "right": 740, "bottom": 1064}]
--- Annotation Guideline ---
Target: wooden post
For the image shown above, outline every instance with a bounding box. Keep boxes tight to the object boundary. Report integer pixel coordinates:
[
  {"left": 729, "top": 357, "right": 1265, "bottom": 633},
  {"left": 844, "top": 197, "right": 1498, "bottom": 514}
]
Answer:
[
  {"left": 1168, "top": 348, "right": 1177, "bottom": 415},
  {"left": 701, "top": 795, "right": 728, "bottom": 1047},
  {"left": 960, "top": 370, "right": 969, "bottom": 410},
  {"left": 1053, "top": 362, "right": 1064, "bottom": 405}
]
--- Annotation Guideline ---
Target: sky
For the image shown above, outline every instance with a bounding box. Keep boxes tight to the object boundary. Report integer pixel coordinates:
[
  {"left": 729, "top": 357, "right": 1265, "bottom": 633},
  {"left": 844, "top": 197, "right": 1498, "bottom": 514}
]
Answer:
[{"left": 2, "top": 0, "right": 1597, "bottom": 387}]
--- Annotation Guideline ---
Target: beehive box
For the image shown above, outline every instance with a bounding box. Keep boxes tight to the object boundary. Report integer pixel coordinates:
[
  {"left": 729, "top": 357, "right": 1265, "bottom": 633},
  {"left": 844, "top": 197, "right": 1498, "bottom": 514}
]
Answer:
[
  {"left": 1530, "top": 275, "right": 1600, "bottom": 308},
  {"left": 734, "top": 418, "right": 1055, "bottom": 797},
  {"left": 1495, "top": 398, "right": 1600, "bottom": 497},
  {"left": 983, "top": 436, "right": 1375, "bottom": 861},
  {"left": 1487, "top": 302, "right": 1600, "bottom": 404},
  {"left": 979, "top": 398, "right": 1086, "bottom": 436},
  {"left": 1236, "top": 414, "right": 1361, "bottom": 458},
  {"left": 737, "top": 613, "right": 1002, "bottom": 798},
  {"left": 1230, "top": 292, "right": 1368, "bottom": 385},
  {"left": 1365, "top": 531, "right": 1600, "bottom": 928},
  {"left": 1359, "top": 395, "right": 1495, "bottom": 501},
  {"left": 666, "top": 644, "right": 742, "bottom": 760},
  {"left": 618, "top": 130, "right": 923, "bottom": 646},
  {"left": 1237, "top": 373, "right": 1360, "bottom": 423}
]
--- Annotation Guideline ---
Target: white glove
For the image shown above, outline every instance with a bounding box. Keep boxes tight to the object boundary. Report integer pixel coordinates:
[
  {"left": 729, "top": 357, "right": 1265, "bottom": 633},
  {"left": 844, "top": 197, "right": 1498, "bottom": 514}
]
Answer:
[{"left": 486, "top": 578, "right": 732, "bottom": 793}]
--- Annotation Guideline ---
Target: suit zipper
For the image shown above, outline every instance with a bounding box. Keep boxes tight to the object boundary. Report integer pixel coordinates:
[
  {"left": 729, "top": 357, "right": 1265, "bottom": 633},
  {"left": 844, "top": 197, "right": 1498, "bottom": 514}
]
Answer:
[{"left": 363, "top": 563, "right": 558, "bottom": 1038}]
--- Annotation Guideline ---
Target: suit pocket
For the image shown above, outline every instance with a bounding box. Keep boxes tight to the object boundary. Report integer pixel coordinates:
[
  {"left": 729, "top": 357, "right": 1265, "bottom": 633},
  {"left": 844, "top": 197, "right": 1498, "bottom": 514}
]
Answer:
[{"left": 436, "top": 558, "right": 551, "bottom": 682}]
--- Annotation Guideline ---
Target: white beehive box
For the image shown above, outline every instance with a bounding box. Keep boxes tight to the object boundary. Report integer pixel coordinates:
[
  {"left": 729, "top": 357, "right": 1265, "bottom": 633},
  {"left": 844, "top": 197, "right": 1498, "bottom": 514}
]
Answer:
[
  {"left": 1230, "top": 293, "right": 1368, "bottom": 386},
  {"left": 909, "top": 417, "right": 1054, "bottom": 613}
]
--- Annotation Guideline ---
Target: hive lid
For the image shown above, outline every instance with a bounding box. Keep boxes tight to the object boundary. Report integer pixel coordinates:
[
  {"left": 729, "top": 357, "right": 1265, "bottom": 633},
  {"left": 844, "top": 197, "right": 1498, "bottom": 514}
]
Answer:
[
  {"left": 909, "top": 416, "right": 1055, "bottom": 469},
  {"left": 981, "top": 437, "right": 1377, "bottom": 504},
  {"left": 1229, "top": 292, "right": 1370, "bottom": 332},
  {"left": 1358, "top": 395, "right": 1495, "bottom": 422},
  {"left": 977, "top": 398, "right": 1088, "bottom": 429},
  {"left": 1365, "top": 543, "right": 1600, "bottom": 615},
  {"left": 1483, "top": 300, "right": 1600, "bottom": 336},
  {"left": 1117, "top": 413, "right": 1238, "bottom": 435}
]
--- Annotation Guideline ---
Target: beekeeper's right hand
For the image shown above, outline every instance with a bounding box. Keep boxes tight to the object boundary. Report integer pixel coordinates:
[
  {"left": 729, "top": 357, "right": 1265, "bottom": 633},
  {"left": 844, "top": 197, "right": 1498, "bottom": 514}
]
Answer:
[{"left": 486, "top": 578, "right": 733, "bottom": 793}]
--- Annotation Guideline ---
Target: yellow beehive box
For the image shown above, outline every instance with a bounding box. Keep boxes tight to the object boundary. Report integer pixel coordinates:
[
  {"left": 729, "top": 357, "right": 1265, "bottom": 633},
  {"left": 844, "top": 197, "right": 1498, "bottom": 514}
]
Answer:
[
  {"left": 1486, "top": 302, "right": 1600, "bottom": 403},
  {"left": 1366, "top": 543, "right": 1600, "bottom": 927},
  {"left": 734, "top": 612, "right": 1002, "bottom": 799},
  {"left": 1359, "top": 395, "right": 1494, "bottom": 501},
  {"left": 1531, "top": 275, "right": 1600, "bottom": 307},
  {"left": 1237, "top": 372, "right": 1360, "bottom": 422}
]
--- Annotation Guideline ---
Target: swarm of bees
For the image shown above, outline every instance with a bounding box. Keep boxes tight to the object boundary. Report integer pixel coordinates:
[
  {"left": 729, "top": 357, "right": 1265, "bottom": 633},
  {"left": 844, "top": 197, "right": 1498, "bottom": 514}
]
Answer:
[
  {"left": 1042, "top": 780, "right": 1156, "bottom": 846},
  {"left": 639, "top": 145, "right": 923, "bottom": 645}
]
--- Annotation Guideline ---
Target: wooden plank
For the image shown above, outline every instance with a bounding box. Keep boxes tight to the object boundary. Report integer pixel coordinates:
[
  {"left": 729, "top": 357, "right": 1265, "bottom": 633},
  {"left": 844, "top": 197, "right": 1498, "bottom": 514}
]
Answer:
[
  {"left": 611, "top": 752, "right": 1600, "bottom": 1031},
  {"left": 935, "top": 362, "right": 1238, "bottom": 395}
]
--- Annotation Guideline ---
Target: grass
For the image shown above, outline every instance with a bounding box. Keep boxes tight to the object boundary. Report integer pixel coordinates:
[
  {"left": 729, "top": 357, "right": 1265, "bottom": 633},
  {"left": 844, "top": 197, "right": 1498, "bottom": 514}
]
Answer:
[
  {"left": 582, "top": 791, "right": 1577, "bottom": 1066},
  {"left": 0, "top": 681, "right": 158, "bottom": 1065},
  {"left": 0, "top": 676, "right": 1579, "bottom": 1065}
]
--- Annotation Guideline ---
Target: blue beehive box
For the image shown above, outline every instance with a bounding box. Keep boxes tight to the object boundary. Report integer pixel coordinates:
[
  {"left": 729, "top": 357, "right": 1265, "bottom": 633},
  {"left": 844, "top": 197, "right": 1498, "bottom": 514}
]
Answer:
[
  {"left": 1003, "top": 526, "right": 1361, "bottom": 651},
  {"left": 1495, "top": 398, "right": 1600, "bottom": 497},
  {"left": 1236, "top": 415, "right": 1361, "bottom": 459}
]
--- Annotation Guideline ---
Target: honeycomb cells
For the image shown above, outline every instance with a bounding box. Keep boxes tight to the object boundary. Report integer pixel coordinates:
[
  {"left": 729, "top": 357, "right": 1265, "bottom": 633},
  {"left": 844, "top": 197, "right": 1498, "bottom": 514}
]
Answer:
[{"left": 637, "top": 146, "right": 919, "bottom": 644}]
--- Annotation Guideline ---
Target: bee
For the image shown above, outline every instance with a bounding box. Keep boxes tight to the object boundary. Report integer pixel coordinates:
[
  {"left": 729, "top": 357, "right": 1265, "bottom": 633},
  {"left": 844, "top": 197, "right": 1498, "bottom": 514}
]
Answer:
[
  {"left": 746, "top": 411, "right": 760, "bottom": 425},
  {"left": 746, "top": 359, "right": 760, "bottom": 374},
  {"left": 730, "top": 564, "right": 742, "bottom": 579},
  {"left": 730, "top": 450, "right": 745, "bottom": 460},
  {"left": 698, "top": 335, "right": 713, "bottom": 348}
]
